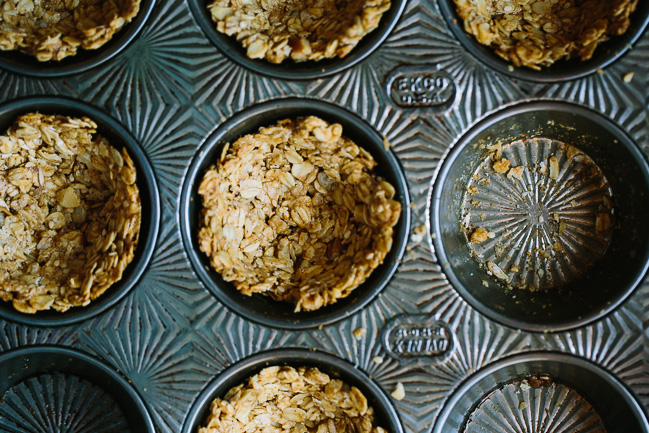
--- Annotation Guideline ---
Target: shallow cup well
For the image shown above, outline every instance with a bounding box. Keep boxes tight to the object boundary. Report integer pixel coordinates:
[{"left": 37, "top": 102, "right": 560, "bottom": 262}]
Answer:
[{"left": 431, "top": 101, "right": 649, "bottom": 332}]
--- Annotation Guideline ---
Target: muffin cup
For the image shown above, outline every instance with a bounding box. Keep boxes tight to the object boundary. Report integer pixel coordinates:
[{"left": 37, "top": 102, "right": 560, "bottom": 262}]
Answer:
[
  {"left": 0, "top": 345, "right": 154, "bottom": 432},
  {"left": 0, "top": 96, "right": 160, "bottom": 327},
  {"left": 181, "top": 348, "right": 404, "bottom": 433},
  {"left": 437, "top": 0, "right": 649, "bottom": 82},
  {"left": 0, "top": 0, "right": 156, "bottom": 78},
  {"left": 430, "top": 101, "right": 649, "bottom": 332},
  {"left": 187, "top": 0, "right": 407, "bottom": 80},
  {"left": 180, "top": 98, "right": 410, "bottom": 329},
  {"left": 432, "top": 352, "right": 648, "bottom": 433}
]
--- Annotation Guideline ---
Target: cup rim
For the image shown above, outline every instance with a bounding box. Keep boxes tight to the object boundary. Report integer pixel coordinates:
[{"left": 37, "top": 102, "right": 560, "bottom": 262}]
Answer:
[
  {"left": 179, "top": 97, "right": 411, "bottom": 329},
  {"left": 0, "top": 96, "right": 161, "bottom": 327},
  {"left": 187, "top": 0, "right": 407, "bottom": 80},
  {"left": 181, "top": 347, "right": 405, "bottom": 433},
  {"left": 0, "top": 0, "right": 157, "bottom": 78},
  {"left": 437, "top": 0, "right": 649, "bottom": 83}
]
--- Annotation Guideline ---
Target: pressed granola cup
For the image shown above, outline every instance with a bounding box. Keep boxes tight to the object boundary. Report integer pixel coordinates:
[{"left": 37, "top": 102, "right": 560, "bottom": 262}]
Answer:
[
  {"left": 0, "top": 97, "right": 160, "bottom": 326},
  {"left": 181, "top": 349, "right": 404, "bottom": 433},
  {"left": 430, "top": 101, "right": 649, "bottom": 332},
  {"left": 0, "top": 0, "right": 155, "bottom": 77},
  {"left": 438, "top": 0, "right": 649, "bottom": 82},
  {"left": 0, "top": 346, "right": 155, "bottom": 432},
  {"left": 187, "top": 0, "right": 407, "bottom": 80},
  {"left": 432, "top": 352, "right": 648, "bottom": 433},
  {"left": 181, "top": 98, "right": 410, "bottom": 329}
]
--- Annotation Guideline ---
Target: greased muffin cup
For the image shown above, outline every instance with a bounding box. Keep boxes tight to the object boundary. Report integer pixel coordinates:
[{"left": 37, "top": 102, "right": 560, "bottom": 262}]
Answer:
[
  {"left": 431, "top": 101, "right": 649, "bottom": 332},
  {"left": 0, "top": 0, "right": 156, "bottom": 78},
  {"left": 187, "top": 0, "right": 407, "bottom": 80},
  {"left": 180, "top": 98, "right": 411, "bottom": 329},
  {"left": 1, "top": 0, "right": 649, "bottom": 432},
  {"left": 438, "top": 0, "right": 649, "bottom": 82},
  {"left": 0, "top": 345, "right": 154, "bottom": 432},
  {"left": 0, "top": 96, "right": 160, "bottom": 327}
]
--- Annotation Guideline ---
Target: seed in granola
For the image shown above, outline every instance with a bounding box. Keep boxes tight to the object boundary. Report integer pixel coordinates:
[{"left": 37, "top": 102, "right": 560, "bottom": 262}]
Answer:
[
  {"left": 391, "top": 382, "right": 405, "bottom": 401},
  {"left": 453, "top": 0, "right": 638, "bottom": 70},
  {"left": 198, "top": 366, "right": 388, "bottom": 433},
  {"left": 0, "top": 0, "right": 141, "bottom": 61},
  {"left": 0, "top": 113, "right": 142, "bottom": 314},
  {"left": 207, "top": 0, "right": 392, "bottom": 64},
  {"left": 198, "top": 116, "right": 401, "bottom": 312}
]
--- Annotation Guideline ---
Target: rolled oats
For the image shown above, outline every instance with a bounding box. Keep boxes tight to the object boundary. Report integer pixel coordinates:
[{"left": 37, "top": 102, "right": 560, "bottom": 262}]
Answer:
[
  {"left": 207, "top": 0, "right": 391, "bottom": 64},
  {"left": 0, "top": 0, "right": 141, "bottom": 62},
  {"left": 198, "top": 116, "right": 401, "bottom": 312},
  {"left": 198, "top": 366, "right": 388, "bottom": 433},
  {"left": 0, "top": 113, "right": 141, "bottom": 313},
  {"left": 453, "top": 0, "right": 638, "bottom": 70}
]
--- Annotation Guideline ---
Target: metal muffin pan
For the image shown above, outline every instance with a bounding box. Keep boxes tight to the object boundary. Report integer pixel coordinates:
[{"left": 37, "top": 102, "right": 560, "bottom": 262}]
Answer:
[{"left": 0, "top": 0, "right": 648, "bottom": 432}]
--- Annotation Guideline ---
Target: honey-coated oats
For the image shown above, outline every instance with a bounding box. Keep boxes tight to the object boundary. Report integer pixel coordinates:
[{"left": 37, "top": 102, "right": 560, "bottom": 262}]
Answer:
[
  {"left": 198, "top": 366, "right": 388, "bottom": 433},
  {"left": 0, "top": 113, "right": 141, "bottom": 313},
  {"left": 0, "top": 0, "right": 141, "bottom": 61},
  {"left": 208, "top": 0, "right": 391, "bottom": 63},
  {"left": 453, "top": 0, "right": 638, "bottom": 69},
  {"left": 198, "top": 116, "right": 401, "bottom": 312}
]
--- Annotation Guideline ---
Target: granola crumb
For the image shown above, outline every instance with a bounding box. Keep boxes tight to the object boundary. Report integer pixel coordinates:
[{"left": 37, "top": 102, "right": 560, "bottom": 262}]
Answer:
[
  {"left": 198, "top": 366, "right": 387, "bottom": 433},
  {"left": 353, "top": 327, "right": 366, "bottom": 340},
  {"left": 198, "top": 116, "right": 401, "bottom": 312},
  {"left": 470, "top": 227, "right": 489, "bottom": 243},
  {"left": 492, "top": 158, "right": 511, "bottom": 174},
  {"left": 391, "top": 382, "right": 405, "bottom": 401},
  {"left": 372, "top": 355, "right": 384, "bottom": 365},
  {"left": 623, "top": 71, "right": 635, "bottom": 83}
]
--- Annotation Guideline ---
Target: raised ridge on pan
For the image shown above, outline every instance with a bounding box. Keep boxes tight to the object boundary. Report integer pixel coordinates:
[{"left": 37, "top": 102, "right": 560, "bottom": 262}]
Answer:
[
  {"left": 187, "top": 0, "right": 407, "bottom": 80},
  {"left": 0, "top": 0, "right": 157, "bottom": 78},
  {"left": 0, "top": 345, "right": 155, "bottom": 433},
  {"left": 432, "top": 352, "right": 649, "bottom": 433},
  {"left": 430, "top": 100, "right": 649, "bottom": 332},
  {"left": 180, "top": 97, "right": 411, "bottom": 330},
  {"left": 181, "top": 348, "right": 404, "bottom": 433},
  {"left": 0, "top": 96, "right": 161, "bottom": 327},
  {"left": 437, "top": 0, "right": 649, "bottom": 83}
]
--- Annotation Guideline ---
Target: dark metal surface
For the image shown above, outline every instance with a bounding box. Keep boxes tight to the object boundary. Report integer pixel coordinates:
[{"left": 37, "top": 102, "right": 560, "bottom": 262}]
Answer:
[{"left": 0, "top": 0, "right": 647, "bottom": 432}]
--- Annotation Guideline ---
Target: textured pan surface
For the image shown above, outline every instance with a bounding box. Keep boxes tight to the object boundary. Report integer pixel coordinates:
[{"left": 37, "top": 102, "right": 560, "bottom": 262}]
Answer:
[{"left": 0, "top": 0, "right": 647, "bottom": 432}]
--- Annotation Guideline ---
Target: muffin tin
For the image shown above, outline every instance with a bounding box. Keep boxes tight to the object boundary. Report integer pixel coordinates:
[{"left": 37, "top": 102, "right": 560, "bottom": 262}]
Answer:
[{"left": 0, "top": 0, "right": 648, "bottom": 432}]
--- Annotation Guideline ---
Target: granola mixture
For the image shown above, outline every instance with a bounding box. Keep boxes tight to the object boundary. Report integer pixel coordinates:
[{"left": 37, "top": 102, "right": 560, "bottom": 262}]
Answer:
[
  {"left": 0, "top": 0, "right": 141, "bottom": 62},
  {"left": 208, "top": 0, "right": 391, "bottom": 63},
  {"left": 0, "top": 113, "right": 141, "bottom": 313},
  {"left": 198, "top": 366, "right": 388, "bottom": 433},
  {"left": 453, "top": 0, "right": 638, "bottom": 69},
  {"left": 198, "top": 116, "right": 401, "bottom": 312}
]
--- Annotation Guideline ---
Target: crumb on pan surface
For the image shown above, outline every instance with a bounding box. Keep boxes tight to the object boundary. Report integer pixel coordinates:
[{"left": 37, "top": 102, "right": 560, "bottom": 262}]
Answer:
[
  {"left": 197, "top": 116, "right": 401, "bottom": 312},
  {"left": 453, "top": 0, "right": 638, "bottom": 70},
  {"left": 207, "top": 0, "right": 391, "bottom": 63},
  {"left": 0, "top": 113, "right": 141, "bottom": 314},
  {"left": 198, "top": 366, "right": 388, "bottom": 433},
  {"left": 0, "top": 0, "right": 141, "bottom": 62}
]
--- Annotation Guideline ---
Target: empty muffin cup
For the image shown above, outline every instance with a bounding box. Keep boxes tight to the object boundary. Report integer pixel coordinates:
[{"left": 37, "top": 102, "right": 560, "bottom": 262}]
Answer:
[
  {"left": 432, "top": 352, "right": 648, "bottom": 433},
  {"left": 0, "top": 345, "right": 154, "bottom": 432},
  {"left": 430, "top": 101, "right": 649, "bottom": 332},
  {"left": 180, "top": 98, "right": 410, "bottom": 329},
  {"left": 437, "top": 0, "right": 649, "bottom": 82},
  {"left": 181, "top": 348, "right": 403, "bottom": 433},
  {"left": 0, "top": 96, "right": 160, "bottom": 327},
  {"left": 187, "top": 0, "right": 407, "bottom": 80},
  {"left": 0, "top": 0, "right": 156, "bottom": 78}
]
